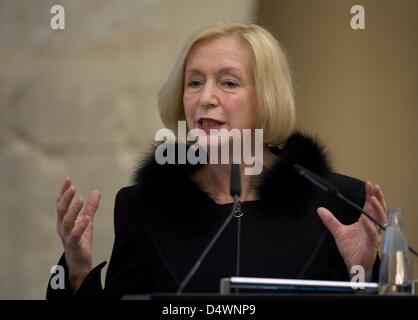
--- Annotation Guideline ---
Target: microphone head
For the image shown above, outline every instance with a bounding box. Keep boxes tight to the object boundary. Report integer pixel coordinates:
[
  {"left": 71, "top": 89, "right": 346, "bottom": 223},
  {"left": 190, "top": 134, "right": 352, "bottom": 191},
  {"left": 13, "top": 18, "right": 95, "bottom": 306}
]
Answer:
[
  {"left": 293, "top": 164, "right": 339, "bottom": 196},
  {"left": 230, "top": 163, "right": 241, "bottom": 197},
  {"left": 293, "top": 164, "right": 305, "bottom": 175}
]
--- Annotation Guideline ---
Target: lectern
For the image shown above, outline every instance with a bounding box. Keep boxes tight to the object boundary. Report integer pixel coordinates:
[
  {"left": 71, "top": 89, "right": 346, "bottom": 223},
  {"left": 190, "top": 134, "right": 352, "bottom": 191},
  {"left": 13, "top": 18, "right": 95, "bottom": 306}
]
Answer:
[
  {"left": 122, "top": 277, "right": 387, "bottom": 300},
  {"left": 219, "top": 277, "right": 379, "bottom": 294}
]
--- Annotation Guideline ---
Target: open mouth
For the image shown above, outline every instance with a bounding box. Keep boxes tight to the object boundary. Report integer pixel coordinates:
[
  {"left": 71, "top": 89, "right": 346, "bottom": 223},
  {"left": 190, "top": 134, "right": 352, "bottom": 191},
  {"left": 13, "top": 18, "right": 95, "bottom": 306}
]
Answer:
[{"left": 198, "top": 118, "right": 225, "bottom": 128}]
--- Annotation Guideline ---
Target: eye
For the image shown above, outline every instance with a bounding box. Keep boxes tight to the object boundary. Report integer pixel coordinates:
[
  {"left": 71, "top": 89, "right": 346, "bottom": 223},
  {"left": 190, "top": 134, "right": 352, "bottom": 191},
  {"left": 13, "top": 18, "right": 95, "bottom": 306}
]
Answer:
[
  {"left": 223, "top": 80, "right": 238, "bottom": 88},
  {"left": 187, "top": 79, "right": 202, "bottom": 88}
]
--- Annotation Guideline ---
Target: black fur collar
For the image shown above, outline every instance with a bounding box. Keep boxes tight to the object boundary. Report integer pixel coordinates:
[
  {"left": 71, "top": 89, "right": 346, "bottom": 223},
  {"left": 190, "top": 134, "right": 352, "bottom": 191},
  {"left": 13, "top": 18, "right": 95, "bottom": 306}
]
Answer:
[{"left": 132, "top": 131, "right": 332, "bottom": 215}]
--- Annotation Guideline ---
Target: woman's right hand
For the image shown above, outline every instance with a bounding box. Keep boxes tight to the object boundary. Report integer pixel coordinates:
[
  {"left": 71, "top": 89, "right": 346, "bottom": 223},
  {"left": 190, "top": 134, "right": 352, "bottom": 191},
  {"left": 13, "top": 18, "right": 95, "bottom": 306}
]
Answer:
[{"left": 56, "top": 177, "right": 101, "bottom": 292}]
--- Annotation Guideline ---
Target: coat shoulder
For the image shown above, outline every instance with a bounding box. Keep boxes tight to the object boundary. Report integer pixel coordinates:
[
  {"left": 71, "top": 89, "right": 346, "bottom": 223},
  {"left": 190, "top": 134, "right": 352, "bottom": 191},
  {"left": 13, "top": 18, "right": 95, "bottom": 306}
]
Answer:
[
  {"left": 115, "top": 184, "right": 141, "bottom": 202},
  {"left": 328, "top": 172, "right": 365, "bottom": 202}
]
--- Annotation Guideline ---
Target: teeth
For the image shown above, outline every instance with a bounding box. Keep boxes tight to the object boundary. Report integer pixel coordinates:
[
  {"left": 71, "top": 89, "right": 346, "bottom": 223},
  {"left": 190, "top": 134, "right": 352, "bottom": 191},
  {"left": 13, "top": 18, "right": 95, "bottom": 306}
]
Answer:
[{"left": 201, "top": 119, "right": 221, "bottom": 127}]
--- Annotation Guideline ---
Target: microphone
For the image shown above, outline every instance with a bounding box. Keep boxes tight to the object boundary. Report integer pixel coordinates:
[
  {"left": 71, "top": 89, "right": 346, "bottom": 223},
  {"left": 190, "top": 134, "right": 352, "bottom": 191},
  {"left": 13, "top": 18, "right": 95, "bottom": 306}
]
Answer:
[
  {"left": 176, "top": 163, "right": 241, "bottom": 294},
  {"left": 293, "top": 164, "right": 386, "bottom": 229},
  {"left": 293, "top": 164, "right": 418, "bottom": 256},
  {"left": 293, "top": 164, "right": 339, "bottom": 197},
  {"left": 230, "top": 163, "right": 241, "bottom": 198}
]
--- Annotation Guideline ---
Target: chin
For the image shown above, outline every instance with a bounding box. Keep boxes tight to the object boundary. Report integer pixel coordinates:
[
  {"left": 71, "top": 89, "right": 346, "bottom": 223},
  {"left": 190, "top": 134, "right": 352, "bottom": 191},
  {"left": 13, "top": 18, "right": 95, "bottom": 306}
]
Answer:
[{"left": 195, "top": 134, "right": 224, "bottom": 150}]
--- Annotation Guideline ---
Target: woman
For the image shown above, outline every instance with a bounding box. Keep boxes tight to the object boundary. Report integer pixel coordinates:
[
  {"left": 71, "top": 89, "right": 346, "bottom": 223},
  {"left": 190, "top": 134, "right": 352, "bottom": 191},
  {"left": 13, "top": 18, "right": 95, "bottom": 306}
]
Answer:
[{"left": 47, "top": 22, "right": 387, "bottom": 300}]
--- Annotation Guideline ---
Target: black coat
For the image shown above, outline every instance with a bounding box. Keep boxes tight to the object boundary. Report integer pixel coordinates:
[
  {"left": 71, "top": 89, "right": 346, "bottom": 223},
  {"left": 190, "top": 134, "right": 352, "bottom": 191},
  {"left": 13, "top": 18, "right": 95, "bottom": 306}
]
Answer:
[{"left": 46, "top": 132, "right": 379, "bottom": 300}]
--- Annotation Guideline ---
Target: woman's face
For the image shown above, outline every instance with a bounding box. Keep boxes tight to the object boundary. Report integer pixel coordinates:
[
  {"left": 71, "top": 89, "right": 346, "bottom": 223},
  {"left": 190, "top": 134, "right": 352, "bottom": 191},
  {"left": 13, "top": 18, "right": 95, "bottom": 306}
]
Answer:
[{"left": 183, "top": 36, "right": 258, "bottom": 143}]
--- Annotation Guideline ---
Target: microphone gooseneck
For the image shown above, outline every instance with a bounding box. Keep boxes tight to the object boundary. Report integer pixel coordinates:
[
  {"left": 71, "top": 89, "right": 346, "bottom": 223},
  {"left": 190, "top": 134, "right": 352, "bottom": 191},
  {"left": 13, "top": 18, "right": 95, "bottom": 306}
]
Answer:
[
  {"left": 176, "top": 163, "right": 242, "bottom": 294},
  {"left": 231, "top": 163, "right": 242, "bottom": 292}
]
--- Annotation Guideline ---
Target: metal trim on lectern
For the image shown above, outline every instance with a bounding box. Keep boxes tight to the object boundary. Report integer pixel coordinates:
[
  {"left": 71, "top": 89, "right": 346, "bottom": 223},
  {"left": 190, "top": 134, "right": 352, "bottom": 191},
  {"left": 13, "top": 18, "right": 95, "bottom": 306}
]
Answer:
[{"left": 220, "top": 277, "right": 379, "bottom": 294}]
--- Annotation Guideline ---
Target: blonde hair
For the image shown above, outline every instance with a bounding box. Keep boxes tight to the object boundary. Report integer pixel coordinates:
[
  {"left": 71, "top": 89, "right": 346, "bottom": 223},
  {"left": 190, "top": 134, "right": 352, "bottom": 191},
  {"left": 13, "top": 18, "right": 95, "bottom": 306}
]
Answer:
[{"left": 158, "top": 21, "right": 295, "bottom": 145}]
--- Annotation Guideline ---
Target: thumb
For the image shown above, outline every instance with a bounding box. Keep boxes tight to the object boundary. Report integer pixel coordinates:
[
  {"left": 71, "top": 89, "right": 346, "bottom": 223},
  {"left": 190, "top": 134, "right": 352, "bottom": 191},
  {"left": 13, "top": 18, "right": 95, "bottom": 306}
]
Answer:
[{"left": 317, "top": 207, "right": 343, "bottom": 239}]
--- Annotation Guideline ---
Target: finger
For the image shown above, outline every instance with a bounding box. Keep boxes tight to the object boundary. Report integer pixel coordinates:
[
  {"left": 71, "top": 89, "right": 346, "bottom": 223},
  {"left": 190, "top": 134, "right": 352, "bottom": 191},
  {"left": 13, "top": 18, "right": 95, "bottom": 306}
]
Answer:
[
  {"left": 62, "top": 197, "right": 84, "bottom": 236},
  {"left": 67, "top": 216, "right": 90, "bottom": 248},
  {"left": 365, "top": 181, "right": 374, "bottom": 202},
  {"left": 364, "top": 199, "right": 373, "bottom": 214},
  {"left": 359, "top": 214, "right": 379, "bottom": 244},
  {"left": 56, "top": 185, "right": 76, "bottom": 220},
  {"left": 374, "top": 184, "right": 387, "bottom": 213},
  {"left": 366, "top": 181, "right": 388, "bottom": 213},
  {"left": 363, "top": 200, "right": 377, "bottom": 223},
  {"left": 369, "top": 196, "right": 387, "bottom": 227},
  {"left": 56, "top": 177, "right": 71, "bottom": 203},
  {"left": 363, "top": 200, "right": 384, "bottom": 233},
  {"left": 317, "top": 207, "right": 344, "bottom": 239},
  {"left": 80, "top": 190, "right": 101, "bottom": 222}
]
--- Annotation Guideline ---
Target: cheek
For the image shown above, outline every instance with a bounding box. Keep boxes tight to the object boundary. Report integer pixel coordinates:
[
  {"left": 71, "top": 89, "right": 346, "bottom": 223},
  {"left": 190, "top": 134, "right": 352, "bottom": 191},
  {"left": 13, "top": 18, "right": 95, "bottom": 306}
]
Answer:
[
  {"left": 225, "top": 95, "right": 257, "bottom": 128},
  {"left": 183, "top": 94, "right": 197, "bottom": 124}
]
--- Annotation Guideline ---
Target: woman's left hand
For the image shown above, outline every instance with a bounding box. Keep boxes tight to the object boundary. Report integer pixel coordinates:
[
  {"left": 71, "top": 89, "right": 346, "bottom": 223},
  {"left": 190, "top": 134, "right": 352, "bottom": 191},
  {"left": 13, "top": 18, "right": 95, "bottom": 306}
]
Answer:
[{"left": 317, "top": 181, "right": 387, "bottom": 281}]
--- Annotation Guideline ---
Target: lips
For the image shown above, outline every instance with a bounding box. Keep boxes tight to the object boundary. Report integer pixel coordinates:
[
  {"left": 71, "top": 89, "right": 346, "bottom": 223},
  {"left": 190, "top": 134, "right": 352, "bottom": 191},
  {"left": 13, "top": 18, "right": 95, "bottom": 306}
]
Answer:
[{"left": 197, "top": 118, "right": 225, "bottom": 130}]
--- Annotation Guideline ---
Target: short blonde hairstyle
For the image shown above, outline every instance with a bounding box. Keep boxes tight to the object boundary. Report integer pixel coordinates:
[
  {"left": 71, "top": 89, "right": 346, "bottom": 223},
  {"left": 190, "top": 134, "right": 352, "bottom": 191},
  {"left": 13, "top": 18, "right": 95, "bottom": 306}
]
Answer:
[{"left": 158, "top": 21, "right": 295, "bottom": 145}]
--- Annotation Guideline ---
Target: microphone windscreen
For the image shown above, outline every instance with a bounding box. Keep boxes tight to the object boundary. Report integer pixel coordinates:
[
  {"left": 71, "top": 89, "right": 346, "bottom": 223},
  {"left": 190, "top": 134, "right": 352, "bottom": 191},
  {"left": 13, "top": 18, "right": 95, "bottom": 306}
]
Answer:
[{"left": 230, "top": 163, "right": 241, "bottom": 197}]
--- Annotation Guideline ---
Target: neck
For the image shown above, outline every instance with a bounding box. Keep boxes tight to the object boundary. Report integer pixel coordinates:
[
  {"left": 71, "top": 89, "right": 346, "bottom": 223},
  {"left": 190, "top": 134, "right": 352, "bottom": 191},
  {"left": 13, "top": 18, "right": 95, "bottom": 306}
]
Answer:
[{"left": 193, "top": 144, "right": 278, "bottom": 204}]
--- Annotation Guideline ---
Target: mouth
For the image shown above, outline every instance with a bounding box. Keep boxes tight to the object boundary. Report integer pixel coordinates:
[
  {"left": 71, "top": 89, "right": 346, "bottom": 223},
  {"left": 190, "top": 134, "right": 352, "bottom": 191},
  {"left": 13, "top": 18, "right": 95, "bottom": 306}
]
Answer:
[{"left": 197, "top": 118, "right": 225, "bottom": 130}]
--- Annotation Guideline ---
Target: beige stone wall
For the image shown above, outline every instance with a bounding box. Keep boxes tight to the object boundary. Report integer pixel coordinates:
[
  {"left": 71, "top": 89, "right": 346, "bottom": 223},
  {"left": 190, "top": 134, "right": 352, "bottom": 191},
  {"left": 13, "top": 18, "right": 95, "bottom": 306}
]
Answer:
[
  {"left": 258, "top": 0, "right": 418, "bottom": 274},
  {"left": 0, "top": 0, "right": 257, "bottom": 299}
]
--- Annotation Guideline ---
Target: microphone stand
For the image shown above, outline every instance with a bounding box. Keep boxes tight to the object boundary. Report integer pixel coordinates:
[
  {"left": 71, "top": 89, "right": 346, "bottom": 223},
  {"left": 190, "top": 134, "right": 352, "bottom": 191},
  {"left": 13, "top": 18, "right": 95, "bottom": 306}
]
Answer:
[{"left": 176, "top": 164, "right": 241, "bottom": 294}]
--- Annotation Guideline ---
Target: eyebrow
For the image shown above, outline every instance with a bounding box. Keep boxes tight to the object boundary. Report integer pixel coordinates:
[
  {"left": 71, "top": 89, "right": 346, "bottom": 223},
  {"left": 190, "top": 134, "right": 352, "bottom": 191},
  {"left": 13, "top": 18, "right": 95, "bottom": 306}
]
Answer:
[{"left": 185, "top": 67, "right": 244, "bottom": 79}]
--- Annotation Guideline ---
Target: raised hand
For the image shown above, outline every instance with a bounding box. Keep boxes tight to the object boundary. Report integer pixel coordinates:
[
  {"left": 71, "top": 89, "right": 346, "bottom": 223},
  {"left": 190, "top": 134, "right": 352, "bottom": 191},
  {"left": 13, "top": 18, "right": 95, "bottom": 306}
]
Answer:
[
  {"left": 56, "top": 177, "right": 101, "bottom": 292},
  {"left": 317, "top": 181, "right": 387, "bottom": 281}
]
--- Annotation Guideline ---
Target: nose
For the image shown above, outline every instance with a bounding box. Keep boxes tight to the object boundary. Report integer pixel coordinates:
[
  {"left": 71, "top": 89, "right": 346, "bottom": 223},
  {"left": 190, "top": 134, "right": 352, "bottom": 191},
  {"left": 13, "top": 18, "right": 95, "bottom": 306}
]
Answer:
[{"left": 199, "top": 81, "right": 219, "bottom": 109}]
